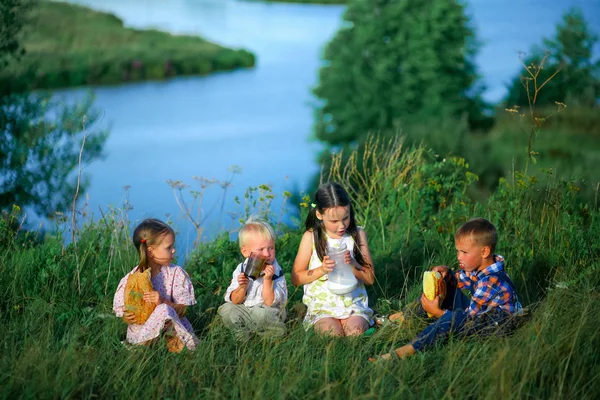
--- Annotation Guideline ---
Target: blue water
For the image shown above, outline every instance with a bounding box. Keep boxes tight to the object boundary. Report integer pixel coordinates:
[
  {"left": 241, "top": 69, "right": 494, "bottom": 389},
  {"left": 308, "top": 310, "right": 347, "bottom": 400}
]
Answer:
[{"left": 53, "top": 0, "right": 598, "bottom": 253}]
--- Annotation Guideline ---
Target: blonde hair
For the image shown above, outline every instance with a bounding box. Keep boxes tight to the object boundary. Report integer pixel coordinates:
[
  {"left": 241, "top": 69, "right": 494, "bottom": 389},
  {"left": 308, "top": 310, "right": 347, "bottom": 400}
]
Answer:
[
  {"left": 132, "top": 218, "right": 174, "bottom": 271},
  {"left": 238, "top": 217, "right": 275, "bottom": 248},
  {"left": 454, "top": 217, "right": 497, "bottom": 253}
]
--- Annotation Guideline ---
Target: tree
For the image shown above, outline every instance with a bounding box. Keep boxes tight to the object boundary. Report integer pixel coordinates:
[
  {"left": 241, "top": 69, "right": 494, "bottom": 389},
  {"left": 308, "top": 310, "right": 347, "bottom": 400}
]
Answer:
[
  {"left": 0, "top": 0, "right": 31, "bottom": 67},
  {"left": 312, "top": 0, "right": 486, "bottom": 149},
  {"left": 505, "top": 8, "right": 599, "bottom": 108},
  {"left": 0, "top": 0, "right": 108, "bottom": 217}
]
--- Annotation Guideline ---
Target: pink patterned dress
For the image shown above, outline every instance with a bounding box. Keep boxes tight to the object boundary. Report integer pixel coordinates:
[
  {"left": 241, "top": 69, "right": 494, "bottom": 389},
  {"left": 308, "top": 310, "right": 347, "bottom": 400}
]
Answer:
[{"left": 113, "top": 264, "right": 199, "bottom": 350}]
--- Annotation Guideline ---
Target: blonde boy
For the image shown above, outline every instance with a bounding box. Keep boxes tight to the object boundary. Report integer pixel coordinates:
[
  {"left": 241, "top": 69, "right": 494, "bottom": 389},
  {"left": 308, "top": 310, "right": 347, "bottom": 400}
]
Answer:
[{"left": 218, "top": 218, "right": 288, "bottom": 336}]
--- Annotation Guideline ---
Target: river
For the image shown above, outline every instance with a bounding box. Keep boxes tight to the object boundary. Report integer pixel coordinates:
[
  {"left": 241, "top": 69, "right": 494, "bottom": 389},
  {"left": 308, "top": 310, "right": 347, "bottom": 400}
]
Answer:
[{"left": 56, "top": 0, "right": 599, "bottom": 253}]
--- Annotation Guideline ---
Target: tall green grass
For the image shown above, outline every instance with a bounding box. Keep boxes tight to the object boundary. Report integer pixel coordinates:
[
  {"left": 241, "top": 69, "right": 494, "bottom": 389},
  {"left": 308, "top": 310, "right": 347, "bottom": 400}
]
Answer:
[
  {"left": 0, "top": 1, "right": 255, "bottom": 91},
  {"left": 1, "top": 137, "right": 599, "bottom": 399}
]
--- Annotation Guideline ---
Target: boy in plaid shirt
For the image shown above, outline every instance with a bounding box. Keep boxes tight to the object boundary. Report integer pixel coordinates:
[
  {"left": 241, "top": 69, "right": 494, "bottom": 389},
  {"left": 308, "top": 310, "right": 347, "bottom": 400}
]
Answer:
[{"left": 370, "top": 217, "right": 522, "bottom": 361}]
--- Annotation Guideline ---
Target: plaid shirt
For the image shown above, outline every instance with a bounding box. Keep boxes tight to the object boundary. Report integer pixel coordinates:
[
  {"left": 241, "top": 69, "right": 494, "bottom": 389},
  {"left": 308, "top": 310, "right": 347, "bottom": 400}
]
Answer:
[{"left": 458, "top": 255, "right": 523, "bottom": 316}]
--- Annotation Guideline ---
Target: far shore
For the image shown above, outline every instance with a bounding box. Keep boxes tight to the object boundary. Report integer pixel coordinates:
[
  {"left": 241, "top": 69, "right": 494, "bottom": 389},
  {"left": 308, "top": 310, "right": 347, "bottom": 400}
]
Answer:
[{"left": 0, "top": 1, "right": 256, "bottom": 91}]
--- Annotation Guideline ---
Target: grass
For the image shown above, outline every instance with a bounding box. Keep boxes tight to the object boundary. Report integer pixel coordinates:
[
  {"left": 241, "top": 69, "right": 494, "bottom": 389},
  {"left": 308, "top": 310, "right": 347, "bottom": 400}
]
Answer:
[
  {"left": 0, "top": 1, "right": 256, "bottom": 91},
  {"left": 1, "top": 137, "right": 599, "bottom": 398}
]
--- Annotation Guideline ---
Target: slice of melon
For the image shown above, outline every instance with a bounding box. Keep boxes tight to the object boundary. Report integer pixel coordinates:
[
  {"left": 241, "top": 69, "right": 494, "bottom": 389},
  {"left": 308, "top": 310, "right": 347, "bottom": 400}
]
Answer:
[
  {"left": 124, "top": 268, "right": 156, "bottom": 324},
  {"left": 423, "top": 271, "right": 446, "bottom": 318}
]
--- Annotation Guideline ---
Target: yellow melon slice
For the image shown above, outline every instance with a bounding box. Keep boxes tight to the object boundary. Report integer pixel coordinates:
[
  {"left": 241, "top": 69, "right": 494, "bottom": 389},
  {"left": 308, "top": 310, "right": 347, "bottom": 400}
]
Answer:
[
  {"left": 124, "top": 268, "right": 156, "bottom": 324},
  {"left": 423, "top": 271, "right": 446, "bottom": 317}
]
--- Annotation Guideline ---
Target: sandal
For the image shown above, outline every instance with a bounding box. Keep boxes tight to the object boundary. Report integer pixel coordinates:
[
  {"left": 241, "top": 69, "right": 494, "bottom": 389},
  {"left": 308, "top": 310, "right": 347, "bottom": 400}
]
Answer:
[{"left": 374, "top": 312, "right": 404, "bottom": 326}]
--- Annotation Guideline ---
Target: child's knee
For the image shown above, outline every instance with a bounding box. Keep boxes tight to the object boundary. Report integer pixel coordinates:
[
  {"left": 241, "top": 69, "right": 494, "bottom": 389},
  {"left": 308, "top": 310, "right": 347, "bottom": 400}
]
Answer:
[
  {"left": 314, "top": 318, "right": 344, "bottom": 336},
  {"left": 218, "top": 303, "right": 248, "bottom": 328},
  {"left": 343, "top": 316, "right": 369, "bottom": 336},
  {"left": 218, "top": 302, "right": 238, "bottom": 317}
]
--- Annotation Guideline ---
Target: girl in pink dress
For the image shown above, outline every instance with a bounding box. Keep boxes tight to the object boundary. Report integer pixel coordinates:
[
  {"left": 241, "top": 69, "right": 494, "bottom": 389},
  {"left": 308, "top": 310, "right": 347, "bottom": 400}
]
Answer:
[{"left": 113, "top": 218, "right": 199, "bottom": 352}]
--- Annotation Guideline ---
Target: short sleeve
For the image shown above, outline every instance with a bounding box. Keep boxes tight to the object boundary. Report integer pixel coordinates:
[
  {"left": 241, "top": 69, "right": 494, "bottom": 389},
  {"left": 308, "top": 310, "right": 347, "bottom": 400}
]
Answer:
[
  {"left": 272, "top": 275, "right": 288, "bottom": 307},
  {"left": 171, "top": 266, "right": 197, "bottom": 306},
  {"left": 224, "top": 263, "right": 243, "bottom": 303}
]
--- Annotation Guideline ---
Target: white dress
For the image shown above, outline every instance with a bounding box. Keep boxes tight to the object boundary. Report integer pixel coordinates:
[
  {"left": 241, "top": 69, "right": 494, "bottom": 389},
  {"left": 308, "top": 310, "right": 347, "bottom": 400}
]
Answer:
[{"left": 302, "top": 232, "right": 373, "bottom": 327}]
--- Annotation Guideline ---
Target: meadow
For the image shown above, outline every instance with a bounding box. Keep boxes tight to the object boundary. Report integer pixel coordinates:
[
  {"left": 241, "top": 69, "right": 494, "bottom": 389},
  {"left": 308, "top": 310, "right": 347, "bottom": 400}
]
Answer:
[
  {"left": 0, "top": 1, "right": 255, "bottom": 91},
  {"left": 1, "top": 135, "right": 598, "bottom": 399}
]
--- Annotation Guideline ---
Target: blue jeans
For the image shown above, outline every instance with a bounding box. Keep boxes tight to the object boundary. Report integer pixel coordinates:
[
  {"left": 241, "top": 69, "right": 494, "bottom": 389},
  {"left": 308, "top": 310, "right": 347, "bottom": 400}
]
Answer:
[{"left": 410, "top": 289, "right": 512, "bottom": 352}]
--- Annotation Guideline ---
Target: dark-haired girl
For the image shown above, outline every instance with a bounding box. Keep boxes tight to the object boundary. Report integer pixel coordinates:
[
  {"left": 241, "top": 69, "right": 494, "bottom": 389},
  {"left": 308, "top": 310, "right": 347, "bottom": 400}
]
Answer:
[{"left": 292, "top": 183, "right": 375, "bottom": 336}]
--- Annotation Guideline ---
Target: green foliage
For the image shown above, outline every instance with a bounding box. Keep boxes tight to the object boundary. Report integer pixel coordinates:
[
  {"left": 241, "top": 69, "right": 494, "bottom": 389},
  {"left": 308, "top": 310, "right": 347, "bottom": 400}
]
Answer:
[
  {"left": 232, "top": 183, "right": 292, "bottom": 233},
  {"left": 313, "top": 0, "right": 487, "bottom": 150},
  {"left": 185, "top": 232, "right": 241, "bottom": 312},
  {"left": 467, "top": 106, "right": 600, "bottom": 201},
  {"left": 505, "top": 8, "right": 599, "bottom": 108},
  {"left": 1, "top": 137, "right": 599, "bottom": 397},
  {"left": 0, "top": 0, "right": 109, "bottom": 217},
  {"left": 0, "top": 205, "right": 38, "bottom": 249},
  {"left": 0, "top": 1, "right": 256, "bottom": 91},
  {"left": 0, "top": 0, "right": 33, "bottom": 67}
]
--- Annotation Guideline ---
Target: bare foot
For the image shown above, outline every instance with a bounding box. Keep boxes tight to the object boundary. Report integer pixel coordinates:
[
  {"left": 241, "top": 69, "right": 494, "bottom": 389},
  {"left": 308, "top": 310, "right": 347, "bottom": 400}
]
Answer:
[
  {"left": 395, "top": 344, "right": 416, "bottom": 359},
  {"left": 368, "top": 344, "right": 416, "bottom": 363},
  {"left": 368, "top": 353, "right": 393, "bottom": 362},
  {"left": 166, "top": 335, "right": 185, "bottom": 353}
]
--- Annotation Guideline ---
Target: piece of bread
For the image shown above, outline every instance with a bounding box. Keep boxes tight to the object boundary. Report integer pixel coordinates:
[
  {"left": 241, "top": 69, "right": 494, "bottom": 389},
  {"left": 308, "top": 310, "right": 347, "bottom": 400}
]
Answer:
[
  {"left": 124, "top": 268, "right": 156, "bottom": 324},
  {"left": 423, "top": 271, "right": 446, "bottom": 318}
]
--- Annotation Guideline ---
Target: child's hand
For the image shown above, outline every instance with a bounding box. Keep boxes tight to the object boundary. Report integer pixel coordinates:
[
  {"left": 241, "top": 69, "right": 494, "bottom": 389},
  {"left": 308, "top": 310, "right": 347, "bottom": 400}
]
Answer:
[
  {"left": 320, "top": 256, "right": 335, "bottom": 274},
  {"left": 237, "top": 273, "right": 250, "bottom": 287},
  {"left": 343, "top": 250, "right": 363, "bottom": 271},
  {"left": 343, "top": 250, "right": 354, "bottom": 266},
  {"left": 431, "top": 265, "right": 449, "bottom": 279},
  {"left": 262, "top": 264, "right": 275, "bottom": 280},
  {"left": 420, "top": 293, "right": 443, "bottom": 318},
  {"left": 143, "top": 291, "right": 163, "bottom": 305},
  {"left": 122, "top": 311, "right": 136, "bottom": 325}
]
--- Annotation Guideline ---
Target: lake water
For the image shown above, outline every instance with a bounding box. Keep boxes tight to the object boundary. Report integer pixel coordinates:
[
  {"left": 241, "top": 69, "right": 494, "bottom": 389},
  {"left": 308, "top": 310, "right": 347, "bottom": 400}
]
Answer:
[{"left": 55, "top": 0, "right": 599, "bottom": 252}]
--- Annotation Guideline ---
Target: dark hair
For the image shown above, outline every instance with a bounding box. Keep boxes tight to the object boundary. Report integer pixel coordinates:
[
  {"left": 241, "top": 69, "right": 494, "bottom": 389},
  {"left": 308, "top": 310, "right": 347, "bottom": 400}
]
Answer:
[
  {"left": 305, "top": 182, "right": 367, "bottom": 267},
  {"left": 454, "top": 217, "right": 498, "bottom": 253},
  {"left": 132, "top": 218, "right": 175, "bottom": 271}
]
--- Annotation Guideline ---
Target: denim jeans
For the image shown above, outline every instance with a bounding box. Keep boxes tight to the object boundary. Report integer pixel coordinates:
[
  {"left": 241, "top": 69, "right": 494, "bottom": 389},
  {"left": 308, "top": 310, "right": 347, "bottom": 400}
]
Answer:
[{"left": 410, "top": 289, "right": 513, "bottom": 352}]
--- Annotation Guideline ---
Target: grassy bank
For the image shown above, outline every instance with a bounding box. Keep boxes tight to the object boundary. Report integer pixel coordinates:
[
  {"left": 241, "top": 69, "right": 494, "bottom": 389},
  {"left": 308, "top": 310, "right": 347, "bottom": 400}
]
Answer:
[
  {"left": 0, "top": 1, "right": 255, "bottom": 91},
  {"left": 1, "top": 136, "right": 599, "bottom": 398}
]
